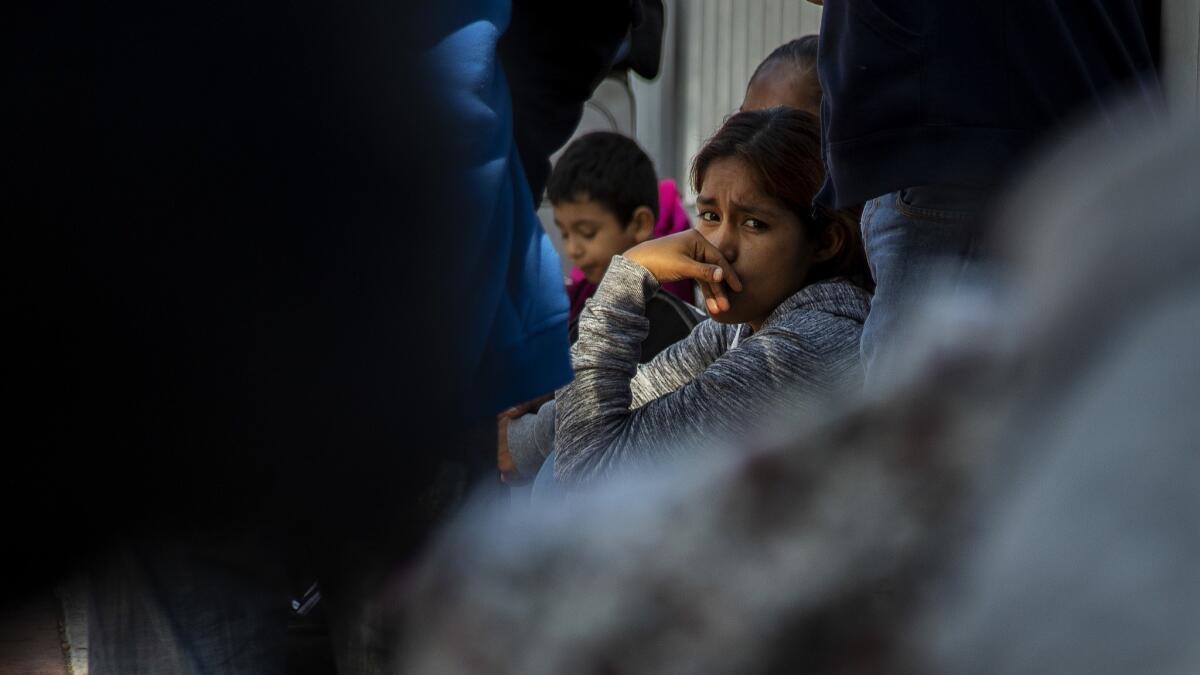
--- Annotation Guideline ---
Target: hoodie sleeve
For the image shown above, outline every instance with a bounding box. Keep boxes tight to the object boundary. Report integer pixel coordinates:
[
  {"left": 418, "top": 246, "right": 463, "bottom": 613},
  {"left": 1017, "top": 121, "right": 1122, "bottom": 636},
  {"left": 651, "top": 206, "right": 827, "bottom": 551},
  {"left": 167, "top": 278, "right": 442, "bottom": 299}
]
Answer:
[
  {"left": 628, "top": 319, "right": 726, "bottom": 408},
  {"left": 506, "top": 399, "right": 558, "bottom": 478},
  {"left": 554, "top": 256, "right": 861, "bottom": 486}
]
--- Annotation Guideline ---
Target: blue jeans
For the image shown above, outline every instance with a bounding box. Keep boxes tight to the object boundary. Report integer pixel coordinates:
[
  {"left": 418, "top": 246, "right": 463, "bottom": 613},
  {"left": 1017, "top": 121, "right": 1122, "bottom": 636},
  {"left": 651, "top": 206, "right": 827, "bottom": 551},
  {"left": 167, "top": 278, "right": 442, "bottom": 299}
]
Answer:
[
  {"left": 530, "top": 450, "right": 565, "bottom": 503},
  {"left": 859, "top": 185, "right": 986, "bottom": 384},
  {"left": 87, "top": 535, "right": 290, "bottom": 675},
  {"left": 87, "top": 534, "right": 394, "bottom": 675}
]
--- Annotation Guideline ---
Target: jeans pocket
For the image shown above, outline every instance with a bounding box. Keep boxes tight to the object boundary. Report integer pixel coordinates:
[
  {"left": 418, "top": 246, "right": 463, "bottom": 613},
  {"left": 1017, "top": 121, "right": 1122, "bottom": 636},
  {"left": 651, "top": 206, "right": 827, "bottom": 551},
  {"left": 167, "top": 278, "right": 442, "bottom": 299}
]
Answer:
[{"left": 895, "top": 186, "right": 982, "bottom": 223}]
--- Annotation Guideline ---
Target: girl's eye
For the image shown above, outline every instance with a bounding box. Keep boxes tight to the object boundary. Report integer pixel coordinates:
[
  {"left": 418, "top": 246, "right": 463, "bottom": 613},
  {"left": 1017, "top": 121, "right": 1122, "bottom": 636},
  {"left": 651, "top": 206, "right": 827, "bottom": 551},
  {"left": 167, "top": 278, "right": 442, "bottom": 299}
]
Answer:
[
  {"left": 744, "top": 218, "right": 769, "bottom": 232},
  {"left": 578, "top": 230, "right": 596, "bottom": 240},
  {"left": 698, "top": 210, "right": 720, "bottom": 224}
]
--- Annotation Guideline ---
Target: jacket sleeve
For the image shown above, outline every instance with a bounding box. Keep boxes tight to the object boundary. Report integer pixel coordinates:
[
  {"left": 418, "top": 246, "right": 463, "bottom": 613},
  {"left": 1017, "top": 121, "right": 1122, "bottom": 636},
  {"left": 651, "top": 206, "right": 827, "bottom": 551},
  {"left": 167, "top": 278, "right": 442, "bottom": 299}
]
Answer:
[
  {"left": 554, "top": 256, "right": 835, "bottom": 485},
  {"left": 506, "top": 399, "right": 558, "bottom": 478},
  {"left": 628, "top": 318, "right": 726, "bottom": 408}
]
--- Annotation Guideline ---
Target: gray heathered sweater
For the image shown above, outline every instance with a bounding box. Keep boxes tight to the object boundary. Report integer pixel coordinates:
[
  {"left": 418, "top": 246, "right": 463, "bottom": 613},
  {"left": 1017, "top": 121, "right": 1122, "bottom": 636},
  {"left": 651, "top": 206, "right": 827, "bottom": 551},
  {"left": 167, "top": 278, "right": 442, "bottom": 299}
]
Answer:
[{"left": 549, "top": 255, "right": 870, "bottom": 485}]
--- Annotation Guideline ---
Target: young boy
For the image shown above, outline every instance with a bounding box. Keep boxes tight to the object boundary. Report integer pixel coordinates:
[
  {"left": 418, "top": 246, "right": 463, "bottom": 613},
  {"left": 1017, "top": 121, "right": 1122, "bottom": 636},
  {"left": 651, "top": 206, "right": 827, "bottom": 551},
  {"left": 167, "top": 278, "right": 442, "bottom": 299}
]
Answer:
[
  {"left": 545, "top": 131, "right": 699, "bottom": 360},
  {"left": 498, "top": 132, "right": 701, "bottom": 485}
]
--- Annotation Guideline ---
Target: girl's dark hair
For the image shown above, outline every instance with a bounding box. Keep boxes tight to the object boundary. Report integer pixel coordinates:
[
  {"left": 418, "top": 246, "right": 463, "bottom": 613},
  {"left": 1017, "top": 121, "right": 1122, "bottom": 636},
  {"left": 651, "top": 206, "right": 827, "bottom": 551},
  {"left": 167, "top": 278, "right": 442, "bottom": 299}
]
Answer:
[
  {"left": 749, "top": 35, "right": 819, "bottom": 83},
  {"left": 690, "top": 107, "right": 873, "bottom": 292}
]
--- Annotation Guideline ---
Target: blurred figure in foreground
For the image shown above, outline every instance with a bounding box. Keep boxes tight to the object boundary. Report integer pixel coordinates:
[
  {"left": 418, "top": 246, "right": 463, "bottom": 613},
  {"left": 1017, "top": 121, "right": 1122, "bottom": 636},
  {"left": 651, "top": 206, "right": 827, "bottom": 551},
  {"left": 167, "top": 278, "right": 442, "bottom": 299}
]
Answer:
[
  {"left": 392, "top": 105, "right": 1200, "bottom": 674},
  {"left": 8, "top": 1, "right": 633, "bottom": 673}
]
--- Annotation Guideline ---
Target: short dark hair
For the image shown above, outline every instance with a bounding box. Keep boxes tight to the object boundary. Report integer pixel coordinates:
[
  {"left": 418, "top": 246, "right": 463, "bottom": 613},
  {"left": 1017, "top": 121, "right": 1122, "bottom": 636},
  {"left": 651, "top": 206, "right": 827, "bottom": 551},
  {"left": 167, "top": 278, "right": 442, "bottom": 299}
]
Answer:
[
  {"left": 546, "top": 132, "right": 659, "bottom": 224},
  {"left": 749, "top": 35, "right": 819, "bottom": 84},
  {"left": 747, "top": 36, "right": 823, "bottom": 114},
  {"left": 691, "top": 107, "right": 873, "bottom": 292}
]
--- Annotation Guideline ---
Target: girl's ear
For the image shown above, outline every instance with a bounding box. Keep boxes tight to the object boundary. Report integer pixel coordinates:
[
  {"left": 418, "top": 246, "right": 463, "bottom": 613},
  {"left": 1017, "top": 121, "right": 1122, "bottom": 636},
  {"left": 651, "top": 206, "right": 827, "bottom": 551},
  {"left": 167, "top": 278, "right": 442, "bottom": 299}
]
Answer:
[
  {"left": 812, "top": 222, "right": 845, "bottom": 263},
  {"left": 630, "top": 206, "right": 656, "bottom": 244}
]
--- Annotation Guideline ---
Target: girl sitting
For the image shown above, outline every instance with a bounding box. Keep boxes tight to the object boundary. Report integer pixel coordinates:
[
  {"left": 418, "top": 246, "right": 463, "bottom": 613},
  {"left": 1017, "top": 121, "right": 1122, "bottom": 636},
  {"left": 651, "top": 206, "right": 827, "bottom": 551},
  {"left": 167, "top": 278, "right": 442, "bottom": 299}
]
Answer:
[{"left": 552, "top": 107, "right": 873, "bottom": 485}]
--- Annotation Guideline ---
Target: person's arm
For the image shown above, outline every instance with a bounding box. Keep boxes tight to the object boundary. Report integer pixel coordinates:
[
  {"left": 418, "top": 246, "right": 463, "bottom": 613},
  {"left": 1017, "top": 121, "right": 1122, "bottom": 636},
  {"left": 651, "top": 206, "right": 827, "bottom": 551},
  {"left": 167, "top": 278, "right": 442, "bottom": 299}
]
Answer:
[
  {"left": 502, "top": 399, "right": 558, "bottom": 480},
  {"left": 629, "top": 319, "right": 727, "bottom": 408},
  {"left": 503, "top": 317, "right": 726, "bottom": 481},
  {"left": 497, "top": 392, "right": 555, "bottom": 483},
  {"left": 554, "top": 255, "right": 832, "bottom": 485}
]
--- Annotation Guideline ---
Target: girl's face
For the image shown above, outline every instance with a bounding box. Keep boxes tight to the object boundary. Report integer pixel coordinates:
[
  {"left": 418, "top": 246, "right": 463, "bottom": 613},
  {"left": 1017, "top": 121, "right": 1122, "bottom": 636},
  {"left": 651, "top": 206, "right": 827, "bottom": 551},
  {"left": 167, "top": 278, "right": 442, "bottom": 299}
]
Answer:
[{"left": 695, "top": 157, "right": 816, "bottom": 329}]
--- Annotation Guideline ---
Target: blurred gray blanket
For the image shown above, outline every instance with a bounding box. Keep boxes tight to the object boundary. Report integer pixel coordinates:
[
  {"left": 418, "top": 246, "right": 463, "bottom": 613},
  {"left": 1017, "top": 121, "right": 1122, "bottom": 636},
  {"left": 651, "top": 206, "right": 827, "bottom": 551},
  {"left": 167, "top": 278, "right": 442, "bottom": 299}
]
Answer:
[{"left": 392, "top": 110, "right": 1200, "bottom": 675}]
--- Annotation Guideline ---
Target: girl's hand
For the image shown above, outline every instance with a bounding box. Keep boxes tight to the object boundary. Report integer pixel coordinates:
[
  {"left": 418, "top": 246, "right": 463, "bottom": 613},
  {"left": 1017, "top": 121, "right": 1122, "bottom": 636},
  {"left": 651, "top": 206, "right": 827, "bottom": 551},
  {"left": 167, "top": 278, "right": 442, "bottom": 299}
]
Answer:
[{"left": 624, "top": 230, "right": 743, "bottom": 316}]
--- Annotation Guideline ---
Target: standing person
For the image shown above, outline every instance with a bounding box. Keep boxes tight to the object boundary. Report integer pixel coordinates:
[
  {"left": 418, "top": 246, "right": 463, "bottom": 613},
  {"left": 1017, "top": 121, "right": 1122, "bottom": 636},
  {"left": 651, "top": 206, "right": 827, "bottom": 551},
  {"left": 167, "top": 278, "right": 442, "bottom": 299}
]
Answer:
[
  {"left": 452, "top": 0, "right": 635, "bottom": 428},
  {"left": 14, "top": 1, "right": 473, "bottom": 671},
  {"left": 8, "top": 1, "right": 637, "bottom": 674},
  {"left": 808, "top": 0, "right": 1160, "bottom": 381}
]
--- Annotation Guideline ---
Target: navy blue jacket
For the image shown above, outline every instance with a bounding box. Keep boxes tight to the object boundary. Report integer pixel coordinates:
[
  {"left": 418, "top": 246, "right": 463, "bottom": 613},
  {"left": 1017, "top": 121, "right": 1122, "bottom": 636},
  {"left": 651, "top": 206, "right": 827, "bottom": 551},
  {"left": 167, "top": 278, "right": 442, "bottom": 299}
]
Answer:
[{"left": 816, "top": 0, "right": 1160, "bottom": 208}]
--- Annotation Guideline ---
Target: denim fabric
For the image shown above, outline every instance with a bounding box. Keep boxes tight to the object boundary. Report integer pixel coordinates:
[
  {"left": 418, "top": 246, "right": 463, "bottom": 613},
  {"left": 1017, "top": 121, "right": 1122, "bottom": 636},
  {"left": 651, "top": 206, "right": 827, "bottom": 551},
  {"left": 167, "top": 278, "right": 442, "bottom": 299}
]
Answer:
[
  {"left": 530, "top": 450, "right": 564, "bottom": 503},
  {"left": 859, "top": 185, "right": 985, "bottom": 384},
  {"left": 87, "top": 536, "right": 290, "bottom": 675},
  {"left": 87, "top": 535, "right": 404, "bottom": 675}
]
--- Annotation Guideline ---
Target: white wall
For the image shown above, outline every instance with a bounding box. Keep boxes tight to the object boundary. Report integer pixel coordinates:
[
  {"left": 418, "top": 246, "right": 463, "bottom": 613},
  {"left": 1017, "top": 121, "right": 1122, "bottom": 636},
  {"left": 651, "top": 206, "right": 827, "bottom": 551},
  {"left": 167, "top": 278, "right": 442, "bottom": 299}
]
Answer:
[
  {"left": 630, "top": 0, "right": 679, "bottom": 185},
  {"left": 1163, "top": 0, "right": 1200, "bottom": 116},
  {"left": 632, "top": 0, "right": 823, "bottom": 202}
]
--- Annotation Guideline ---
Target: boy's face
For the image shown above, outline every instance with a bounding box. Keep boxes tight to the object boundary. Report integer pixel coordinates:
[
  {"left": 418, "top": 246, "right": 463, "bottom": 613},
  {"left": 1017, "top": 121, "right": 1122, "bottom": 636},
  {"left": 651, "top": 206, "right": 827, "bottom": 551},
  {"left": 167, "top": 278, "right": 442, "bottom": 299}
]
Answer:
[{"left": 553, "top": 196, "right": 650, "bottom": 285}]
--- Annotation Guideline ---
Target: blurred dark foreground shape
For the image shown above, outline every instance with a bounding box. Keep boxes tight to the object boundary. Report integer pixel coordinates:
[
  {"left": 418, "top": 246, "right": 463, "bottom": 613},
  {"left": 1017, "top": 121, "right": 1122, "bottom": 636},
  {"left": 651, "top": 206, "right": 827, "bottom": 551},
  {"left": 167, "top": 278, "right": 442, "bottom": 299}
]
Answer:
[
  {"left": 6, "top": 0, "right": 632, "bottom": 672},
  {"left": 393, "top": 105, "right": 1200, "bottom": 674}
]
